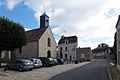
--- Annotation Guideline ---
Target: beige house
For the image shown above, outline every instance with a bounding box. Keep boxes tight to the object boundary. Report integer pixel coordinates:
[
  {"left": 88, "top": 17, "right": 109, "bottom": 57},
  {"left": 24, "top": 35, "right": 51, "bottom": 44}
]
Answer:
[
  {"left": 77, "top": 47, "right": 92, "bottom": 61},
  {"left": 12, "top": 12, "right": 57, "bottom": 59}
]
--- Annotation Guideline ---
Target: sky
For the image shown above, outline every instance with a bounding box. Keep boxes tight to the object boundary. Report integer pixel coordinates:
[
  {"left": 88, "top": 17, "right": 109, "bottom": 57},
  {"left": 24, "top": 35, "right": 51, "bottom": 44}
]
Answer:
[{"left": 0, "top": 0, "right": 119, "bottom": 49}]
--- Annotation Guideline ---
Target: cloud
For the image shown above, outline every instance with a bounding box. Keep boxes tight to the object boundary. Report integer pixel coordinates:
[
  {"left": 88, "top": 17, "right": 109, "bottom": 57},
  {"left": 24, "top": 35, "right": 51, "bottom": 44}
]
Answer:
[
  {"left": 25, "top": 28, "right": 31, "bottom": 31},
  {"left": 5, "top": 0, "right": 24, "bottom": 10},
  {"left": 3, "top": 0, "right": 120, "bottom": 48},
  {"left": 105, "top": 8, "right": 120, "bottom": 18}
]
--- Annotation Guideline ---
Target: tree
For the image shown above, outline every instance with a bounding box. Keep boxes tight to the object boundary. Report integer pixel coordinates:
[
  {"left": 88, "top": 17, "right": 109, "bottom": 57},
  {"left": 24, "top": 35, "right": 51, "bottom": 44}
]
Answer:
[
  {"left": 97, "top": 43, "right": 108, "bottom": 48},
  {"left": 0, "top": 16, "right": 27, "bottom": 67}
]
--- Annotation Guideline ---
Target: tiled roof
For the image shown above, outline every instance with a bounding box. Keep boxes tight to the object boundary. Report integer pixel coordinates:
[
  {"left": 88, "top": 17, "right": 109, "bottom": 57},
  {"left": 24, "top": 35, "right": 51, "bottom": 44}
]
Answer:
[
  {"left": 58, "top": 36, "right": 77, "bottom": 44},
  {"left": 77, "top": 47, "right": 91, "bottom": 54},
  {"left": 26, "top": 27, "right": 47, "bottom": 42}
]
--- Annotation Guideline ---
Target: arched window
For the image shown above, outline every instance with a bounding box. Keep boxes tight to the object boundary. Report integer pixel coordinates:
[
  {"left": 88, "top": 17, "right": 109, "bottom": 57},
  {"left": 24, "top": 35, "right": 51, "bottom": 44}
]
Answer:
[{"left": 48, "top": 38, "right": 51, "bottom": 47}]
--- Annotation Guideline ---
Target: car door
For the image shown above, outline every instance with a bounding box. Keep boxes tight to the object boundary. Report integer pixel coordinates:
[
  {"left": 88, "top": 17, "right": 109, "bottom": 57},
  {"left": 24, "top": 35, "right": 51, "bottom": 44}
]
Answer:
[
  {"left": 9, "top": 60, "right": 18, "bottom": 69},
  {"left": 11, "top": 60, "right": 21, "bottom": 70}
]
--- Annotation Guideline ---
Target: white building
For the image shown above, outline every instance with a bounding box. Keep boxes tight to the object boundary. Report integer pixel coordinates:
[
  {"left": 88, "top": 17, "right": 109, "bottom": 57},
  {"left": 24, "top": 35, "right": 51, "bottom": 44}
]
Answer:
[
  {"left": 58, "top": 36, "right": 78, "bottom": 61},
  {"left": 116, "top": 15, "right": 120, "bottom": 70}
]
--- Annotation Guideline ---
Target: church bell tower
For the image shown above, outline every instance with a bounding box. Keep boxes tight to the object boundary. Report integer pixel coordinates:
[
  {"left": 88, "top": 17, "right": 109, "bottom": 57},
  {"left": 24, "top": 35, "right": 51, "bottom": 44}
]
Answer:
[{"left": 40, "top": 12, "right": 49, "bottom": 29}]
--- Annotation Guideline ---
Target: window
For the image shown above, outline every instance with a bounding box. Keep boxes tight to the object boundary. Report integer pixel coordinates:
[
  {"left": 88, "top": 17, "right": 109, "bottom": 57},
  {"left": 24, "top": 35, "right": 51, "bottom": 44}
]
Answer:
[
  {"left": 65, "top": 40, "right": 68, "bottom": 44},
  {"left": 73, "top": 46, "right": 75, "bottom": 51},
  {"left": 65, "top": 47, "right": 67, "bottom": 51},
  {"left": 46, "top": 20, "right": 49, "bottom": 22},
  {"left": 60, "top": 47, "right": 63, "bottom": 58},
  {"left": 48, "top": 38, "right": 51, "bottom": 47},
  {"left": 65, "top": 54, "right": 67, "bottom": 59},
  {"left": 19, "top": 48, "right": 22, "bottom": 54},
  {"left": 60, "top": 47, "right": 62, "bottom": 51},
  {"left": 60, "top": 52, "right": 63, "bottom": 58}
]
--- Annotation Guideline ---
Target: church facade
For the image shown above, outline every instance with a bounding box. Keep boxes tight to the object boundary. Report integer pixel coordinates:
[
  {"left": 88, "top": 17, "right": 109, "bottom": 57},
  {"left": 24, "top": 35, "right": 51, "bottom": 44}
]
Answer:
[{"left": 13, "top": 13, "right": 57, "bottom": 59}]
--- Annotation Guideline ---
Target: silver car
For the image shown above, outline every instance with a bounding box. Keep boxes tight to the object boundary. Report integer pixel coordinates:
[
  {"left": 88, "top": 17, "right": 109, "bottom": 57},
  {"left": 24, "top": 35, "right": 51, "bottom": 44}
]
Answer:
[
  {"left": 30, "top": 58, "right": 43, "bottom": 68},
  {"left": 6, "top": 59, "right": 34, "bottom": 71}
]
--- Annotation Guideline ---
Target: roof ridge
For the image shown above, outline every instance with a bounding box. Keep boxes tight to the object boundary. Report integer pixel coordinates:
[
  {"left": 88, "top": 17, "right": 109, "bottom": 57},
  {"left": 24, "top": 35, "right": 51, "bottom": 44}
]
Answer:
[{"left": 26, "top": 27, "right": 47, "bottom": 32}]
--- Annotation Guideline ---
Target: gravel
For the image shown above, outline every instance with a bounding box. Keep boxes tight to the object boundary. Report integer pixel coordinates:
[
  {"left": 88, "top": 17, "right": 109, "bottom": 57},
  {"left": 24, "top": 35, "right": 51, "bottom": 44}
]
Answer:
[{"left": 0, "top": 62, "right": 91, "bottom": 80}]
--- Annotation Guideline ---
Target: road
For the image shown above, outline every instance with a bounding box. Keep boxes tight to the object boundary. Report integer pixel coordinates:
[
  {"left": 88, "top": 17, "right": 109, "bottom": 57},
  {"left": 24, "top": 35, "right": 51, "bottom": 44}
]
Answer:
[{"left": 49, "top": 59, "right": 109, "bottom": 80}]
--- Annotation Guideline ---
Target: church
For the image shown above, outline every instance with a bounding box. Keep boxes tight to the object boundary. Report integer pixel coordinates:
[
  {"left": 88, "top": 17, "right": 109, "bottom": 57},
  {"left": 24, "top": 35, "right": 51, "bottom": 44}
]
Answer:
[{"left": 12, "top": 12, "right": 57, "bottom": 59}]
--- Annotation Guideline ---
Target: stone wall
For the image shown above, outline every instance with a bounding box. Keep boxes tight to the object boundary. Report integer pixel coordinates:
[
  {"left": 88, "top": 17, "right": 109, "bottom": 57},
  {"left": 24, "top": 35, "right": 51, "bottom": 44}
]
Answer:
[{"left": 38, "top": 27, "right": 57, "bottom": 58}]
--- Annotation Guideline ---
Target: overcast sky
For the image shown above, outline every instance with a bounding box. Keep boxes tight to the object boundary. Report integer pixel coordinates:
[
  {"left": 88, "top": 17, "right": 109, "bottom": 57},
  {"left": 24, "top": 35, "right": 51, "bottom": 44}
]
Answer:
[{"left": 0, "top": 0, "right": 119, "bottom": 49}]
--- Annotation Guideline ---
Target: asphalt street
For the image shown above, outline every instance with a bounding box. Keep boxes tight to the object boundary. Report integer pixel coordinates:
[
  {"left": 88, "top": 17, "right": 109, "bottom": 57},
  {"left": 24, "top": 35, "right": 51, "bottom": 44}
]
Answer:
[{"left": 49, "top": 59, "right": 109, "bottom": 80}]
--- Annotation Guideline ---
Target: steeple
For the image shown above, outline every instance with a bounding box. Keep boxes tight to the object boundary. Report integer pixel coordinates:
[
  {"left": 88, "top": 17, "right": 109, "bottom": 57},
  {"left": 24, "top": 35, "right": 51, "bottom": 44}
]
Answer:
[{"left": 40, "top": 12, "right": 49, "bottom": 29}]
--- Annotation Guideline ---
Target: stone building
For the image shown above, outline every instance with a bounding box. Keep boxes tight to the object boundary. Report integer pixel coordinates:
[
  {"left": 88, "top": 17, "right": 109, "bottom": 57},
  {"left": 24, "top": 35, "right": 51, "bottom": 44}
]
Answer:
[
  {"left": 58, "top": 36, "right": 78, "bottom": 61},
  {"left": 77, "top": 47, "right": 92, "bottom": 61},
  {"left": 115, "top": 15, "right": 120, "bottom": 70},
  {"left": 13, "top": 12, "right": 57, "bottom": 59}
]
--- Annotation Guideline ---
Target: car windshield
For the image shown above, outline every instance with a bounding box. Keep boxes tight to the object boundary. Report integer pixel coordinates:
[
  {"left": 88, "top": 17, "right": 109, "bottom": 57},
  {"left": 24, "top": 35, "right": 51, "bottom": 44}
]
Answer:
[
  {"left": 34, "top": 59, "right": 41, "bottom": 64},
  {"left": 22, "top": 60, "right": 32, "bottom": 64},
  {"left": 49, "top": 58, "right": 53, "bottom": 61}
]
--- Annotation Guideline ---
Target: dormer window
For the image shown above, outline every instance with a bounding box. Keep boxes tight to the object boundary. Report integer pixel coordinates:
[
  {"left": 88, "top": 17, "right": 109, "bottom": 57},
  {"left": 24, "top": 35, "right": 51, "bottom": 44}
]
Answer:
[{"left": 65, "top": 40, "right": 68, "bottom": 44}]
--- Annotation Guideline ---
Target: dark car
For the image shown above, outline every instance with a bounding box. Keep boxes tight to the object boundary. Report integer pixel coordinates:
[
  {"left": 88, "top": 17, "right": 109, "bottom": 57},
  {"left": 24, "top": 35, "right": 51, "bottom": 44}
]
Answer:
[
  {"left": 29, "top": 58, "right": 42, "bottom": 68},
  {"left": 53, "top": 58, "right": 58, "bottom": 65},
  {"left": 39, "top": 57, "right": 54, "bottom": 67},
  {"left": 6, "top": 59, "right": 34, "bottom": 71},
  {"left": 57, "top": 59, "right": 64, "bottom": 64}
]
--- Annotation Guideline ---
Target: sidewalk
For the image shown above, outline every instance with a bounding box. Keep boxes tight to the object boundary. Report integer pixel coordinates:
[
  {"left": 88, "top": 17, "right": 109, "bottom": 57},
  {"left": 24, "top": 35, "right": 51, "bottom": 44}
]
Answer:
[{"left": 107, "top": 64, "right": 120, "bottom": 80}]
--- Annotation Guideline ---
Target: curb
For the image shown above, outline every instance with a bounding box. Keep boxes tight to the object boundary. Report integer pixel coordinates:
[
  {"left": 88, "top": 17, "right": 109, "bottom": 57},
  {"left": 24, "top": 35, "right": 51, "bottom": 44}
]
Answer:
[{"left": 107, "top": 66, "right": 112, "bottom": 80}]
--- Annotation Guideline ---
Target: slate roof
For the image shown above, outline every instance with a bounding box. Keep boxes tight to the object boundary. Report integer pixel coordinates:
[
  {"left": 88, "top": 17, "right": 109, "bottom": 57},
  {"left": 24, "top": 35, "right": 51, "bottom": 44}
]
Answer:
[
  {"left": 116, "top": 15, "right": 120, "bottom": 29},
  {"left": 58, "top": 36, "right": 77, "bottom": 44},
  {"left": 26, "top": 27, "right": 47, "bottom": 42},
  {"left": 77, "top": 47, "right": 91, "bottom": 54},
  {"left": 40, "top": 12, "right": 49, "bottom": 18}
]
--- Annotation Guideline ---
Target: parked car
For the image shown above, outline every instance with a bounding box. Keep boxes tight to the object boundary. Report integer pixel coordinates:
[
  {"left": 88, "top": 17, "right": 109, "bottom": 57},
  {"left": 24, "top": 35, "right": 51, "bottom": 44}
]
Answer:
[
  {"left": 29, "top": 58, "right": 43, "bottom": 68},
  {"left": 53, "top": 58, "right": 58, "bottom": 65},
  {"left": 57, "top": 59, "right": 64, "bottom": 64},
  {"left": 39, "top": 57, "right": 54, "bottom": 67},
  {"left": 6, "top": 59, "right": 34, "bottom": 71}
]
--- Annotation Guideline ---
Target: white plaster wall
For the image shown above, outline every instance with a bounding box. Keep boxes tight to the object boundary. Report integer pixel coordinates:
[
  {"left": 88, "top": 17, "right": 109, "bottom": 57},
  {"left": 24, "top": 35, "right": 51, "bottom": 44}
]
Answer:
[{"left": 58, "top": 42, "right": 77, "bottom": 61}]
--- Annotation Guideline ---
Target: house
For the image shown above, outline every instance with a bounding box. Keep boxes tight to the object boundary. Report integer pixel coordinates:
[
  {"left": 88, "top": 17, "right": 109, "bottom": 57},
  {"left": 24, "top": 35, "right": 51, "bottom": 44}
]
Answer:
[
  {"left": 58, "top": 35, "right": 78, "bottom": 61},
  {"left": 115, "top": 15, "right": 120, "bottom": 70},
  {"left": 92, "top": 48, "right": 106, "bottom": 58},
  {"left": 92, "top": 43, "right": 112, "bottom": 59},
  {"left": 76, "top": 47, "right": 92, "bottom": 61},
  {"left": 12, "top": 12, "right": 57, "bottom": 59}
]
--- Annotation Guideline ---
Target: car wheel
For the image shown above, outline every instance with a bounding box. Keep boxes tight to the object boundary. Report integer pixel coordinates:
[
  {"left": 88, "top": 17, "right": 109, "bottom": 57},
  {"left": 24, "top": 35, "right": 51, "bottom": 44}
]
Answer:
[
  {"left": 4, "top": 66, "right": 8, "bottom": 71},
  {"left": 19, "top": 67, "right": 23, "bottom": 71}
]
